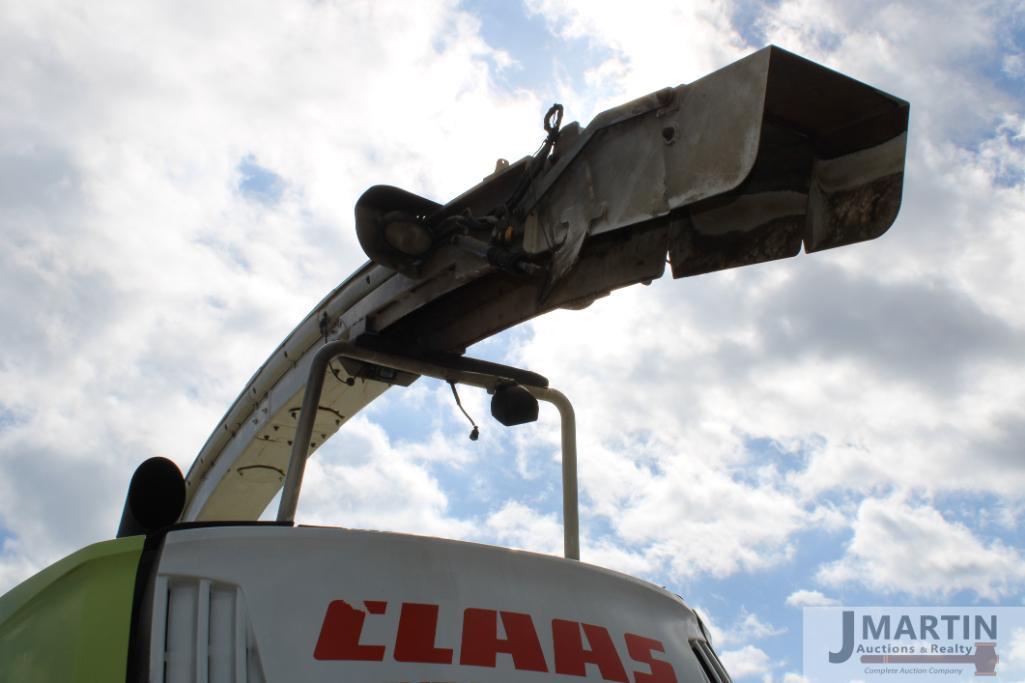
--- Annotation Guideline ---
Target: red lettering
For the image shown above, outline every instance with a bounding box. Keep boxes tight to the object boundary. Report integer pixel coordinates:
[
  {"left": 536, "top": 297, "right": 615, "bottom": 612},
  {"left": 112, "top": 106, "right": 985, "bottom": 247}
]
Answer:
[
  {"left": 625, "top": 633, "right": 677, "bottom": 683},
  {"left": 313, "top": 600, "right": 386, "bottom": 661},
  {"left": 315, "top": 597, "right": 680, "bottom": 682},
  {"left": 364, "top": 600, "right": 386, "bottom": 614},
  {"left": 460, "top": 608, "right": 548, "bottom": 671},
  {"left": 552, "top": 619, "right": 628, "bottom": 682},
  {"left": 393, "top": 602, "right": 453, "bottom": 663}
]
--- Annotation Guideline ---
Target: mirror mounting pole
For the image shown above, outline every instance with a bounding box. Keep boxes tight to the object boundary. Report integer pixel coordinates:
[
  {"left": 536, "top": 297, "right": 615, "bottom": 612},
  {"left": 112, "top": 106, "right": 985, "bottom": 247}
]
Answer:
[
  {"left": 276, "top": 340, "right": 581, "bottom": 561},
  {"left": 276, "top": 341, "right": 341, "bottom": 524},
  {"left": 528, "top": 387, "right": 578, "bottom": 560}
]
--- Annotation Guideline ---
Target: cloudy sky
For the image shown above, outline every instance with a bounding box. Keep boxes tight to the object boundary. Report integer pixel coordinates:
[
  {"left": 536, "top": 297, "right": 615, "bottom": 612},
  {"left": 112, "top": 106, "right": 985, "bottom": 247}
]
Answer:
[{"left": 1, "top": 0, "right": 1024, "bottom": 680}]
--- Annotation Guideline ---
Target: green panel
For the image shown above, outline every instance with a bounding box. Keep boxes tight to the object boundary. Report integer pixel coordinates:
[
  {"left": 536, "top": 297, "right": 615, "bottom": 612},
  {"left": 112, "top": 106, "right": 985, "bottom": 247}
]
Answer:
[{"left": 0, "top": 536, "right": 144, "bottom": 682}]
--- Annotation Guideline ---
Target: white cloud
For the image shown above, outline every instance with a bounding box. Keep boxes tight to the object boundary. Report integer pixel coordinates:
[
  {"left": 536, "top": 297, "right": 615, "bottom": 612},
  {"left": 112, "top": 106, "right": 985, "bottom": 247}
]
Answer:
[
  {"left": 512, "top": 286, "right": 830, "bottom": 580},
  {"left": 1005, "top": 54, "right": 1025, "bottom": 79},
  {"left": 730, "top": 612, "right": 787, "bottom": 642},
  {"left": 759, "top": 0, "right": 1022, "bottom": 142},
  {"left": 785, "top": 590, "right": 839, "bottom": 608},
  {"left": 691, "top": 605, "right": 726, "bottom": 649},
  {"left": 689, "top": 605, "right": 785, "bottom": 678},
  {"left": 0, "top": 0, "right": 545, "bottom": 591},
  {"left": 493, "top": 0, "right": 1025, "bottom": 600},
  {"left": 484, "top": 500, "right": 563, "bottom": 556},
  {"left": 0, "top": 537, "right": 36, "bottom": 596},
  {"left": 817, "top": 495, "right": 1025, "bottom": 599},
  {"left": 2, "top": 7, "right": 1024, "bottom": 662},
  {"left": 710, "top": 610, "right": 787, "bottom": 646},
  {"left": 524, "top": 0, "right": 748, "bottom": 119},
  {"left": 580, "top": 538, "right": 657, "bottom": 578},
  {"left": 720, "top": 644, "right": 773, "bottom": 680},
  {"left": 1009, "top": 627, "right": 1025, "bottom": 660},
  {"left": 297, "top": 415, "right": 476, "bottom": 540},
  {"left": 1002, "top": 628, "right": 1025, "bottom": 682}
]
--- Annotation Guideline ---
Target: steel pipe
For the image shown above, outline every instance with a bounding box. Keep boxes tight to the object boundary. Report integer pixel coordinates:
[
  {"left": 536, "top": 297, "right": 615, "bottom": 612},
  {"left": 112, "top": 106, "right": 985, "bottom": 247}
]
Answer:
[{"left": 275, "top": 341, "right": 581, "bottom": 561}]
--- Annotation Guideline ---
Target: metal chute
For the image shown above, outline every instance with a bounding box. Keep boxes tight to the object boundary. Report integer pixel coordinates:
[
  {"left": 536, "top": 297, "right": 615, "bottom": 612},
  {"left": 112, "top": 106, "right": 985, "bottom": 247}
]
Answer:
[
  {"left": 183, "top": 46, "right": 908, "bottom": 522},
  {"left": 666, "top": 46, "right": 908, "bottom": 277},
  {"left": 353, "top": 45, "right": 908, "bottom": 352}
]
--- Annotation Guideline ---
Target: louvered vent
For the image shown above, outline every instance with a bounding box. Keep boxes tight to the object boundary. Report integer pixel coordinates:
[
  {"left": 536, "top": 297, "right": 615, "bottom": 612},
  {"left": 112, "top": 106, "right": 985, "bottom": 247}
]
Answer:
[{"left": 150, "top": 575, "right": 267, "bottom": 683}]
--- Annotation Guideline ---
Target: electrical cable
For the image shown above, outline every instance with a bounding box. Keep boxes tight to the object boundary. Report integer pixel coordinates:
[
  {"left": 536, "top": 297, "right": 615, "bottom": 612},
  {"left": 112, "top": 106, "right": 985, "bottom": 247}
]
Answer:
[{"left": 448, "top": 381, "right": 480, "bottom": 441}]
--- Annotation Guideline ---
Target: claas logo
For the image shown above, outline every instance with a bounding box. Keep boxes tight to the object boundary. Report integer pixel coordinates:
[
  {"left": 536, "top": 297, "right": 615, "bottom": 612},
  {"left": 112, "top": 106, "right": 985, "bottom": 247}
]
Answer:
[{"left": 315, "top": 600, "right": 678, "bottom": 682}]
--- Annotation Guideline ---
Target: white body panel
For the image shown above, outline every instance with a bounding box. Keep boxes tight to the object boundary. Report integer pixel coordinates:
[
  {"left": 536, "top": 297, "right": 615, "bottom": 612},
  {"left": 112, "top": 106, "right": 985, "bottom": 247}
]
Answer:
[{"left": 149, "top": 526, "right": 717, "bottom": 682}]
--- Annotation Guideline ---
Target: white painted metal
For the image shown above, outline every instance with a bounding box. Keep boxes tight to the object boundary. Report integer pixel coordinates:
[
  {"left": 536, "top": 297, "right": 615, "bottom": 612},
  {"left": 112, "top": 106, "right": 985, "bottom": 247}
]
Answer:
[
  {"left": 196, "top": 579, "right": 210, "bottom": 683},
  {"left": 232, "top": 587, "right": 247, "bottom": 683},
  {"left": 150, "top": 575, "right": 169, "bottom": 683},
  {"left": 152, "top": 525, "right": 717, "bottom": 683},
  {"left": 529, "top": 387, "right": 578, "bottom": 560},
  {"left": 166, "top": 579, "right": 197, "bottom": 683},
  {"left": 156, "top": 574, "right": 267, "bottom": 683}
]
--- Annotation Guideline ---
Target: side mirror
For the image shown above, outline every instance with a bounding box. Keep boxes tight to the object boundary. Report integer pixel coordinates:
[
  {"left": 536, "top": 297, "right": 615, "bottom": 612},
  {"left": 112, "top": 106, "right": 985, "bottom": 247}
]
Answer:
[{"left": 491, "top": 384, "right": 540, "bottom": 426}]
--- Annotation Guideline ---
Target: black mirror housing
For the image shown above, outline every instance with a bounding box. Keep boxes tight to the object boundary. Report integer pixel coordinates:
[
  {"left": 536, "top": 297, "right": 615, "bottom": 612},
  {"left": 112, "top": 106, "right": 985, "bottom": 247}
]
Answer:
[{"left": 491, "top": 384, "right": 540, "bottom": 426}]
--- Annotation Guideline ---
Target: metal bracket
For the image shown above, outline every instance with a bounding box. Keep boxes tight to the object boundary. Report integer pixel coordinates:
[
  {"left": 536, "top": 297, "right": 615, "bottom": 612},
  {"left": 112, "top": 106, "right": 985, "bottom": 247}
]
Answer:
[{"left": 275, "top": 341, "right": 581, "bottom": 560}]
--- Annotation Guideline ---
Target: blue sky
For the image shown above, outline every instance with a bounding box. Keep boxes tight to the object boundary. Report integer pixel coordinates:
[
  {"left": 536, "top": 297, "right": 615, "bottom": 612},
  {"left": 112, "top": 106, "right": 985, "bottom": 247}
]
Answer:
[{"left": 1, "top": 1, "right": 1024, "bottom": 681}]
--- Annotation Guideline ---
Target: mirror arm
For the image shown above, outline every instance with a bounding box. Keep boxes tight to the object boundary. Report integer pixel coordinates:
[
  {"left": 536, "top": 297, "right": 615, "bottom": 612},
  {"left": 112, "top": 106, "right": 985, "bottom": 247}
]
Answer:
[{"left": 275, "top": 341, "right": 581, "bottom": 561}]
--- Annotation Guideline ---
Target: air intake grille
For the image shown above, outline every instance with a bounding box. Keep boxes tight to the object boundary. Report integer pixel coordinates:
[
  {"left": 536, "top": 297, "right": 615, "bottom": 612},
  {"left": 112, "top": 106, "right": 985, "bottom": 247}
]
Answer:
[{"left": 150, "top": 575, "right": 267, "bottom": 683}]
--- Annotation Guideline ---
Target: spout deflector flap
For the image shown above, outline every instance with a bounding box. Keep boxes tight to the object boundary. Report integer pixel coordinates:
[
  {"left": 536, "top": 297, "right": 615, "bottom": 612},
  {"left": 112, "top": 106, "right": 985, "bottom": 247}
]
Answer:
[{"left": 666, "top": 46, "right": 909, "bottom": 278}]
